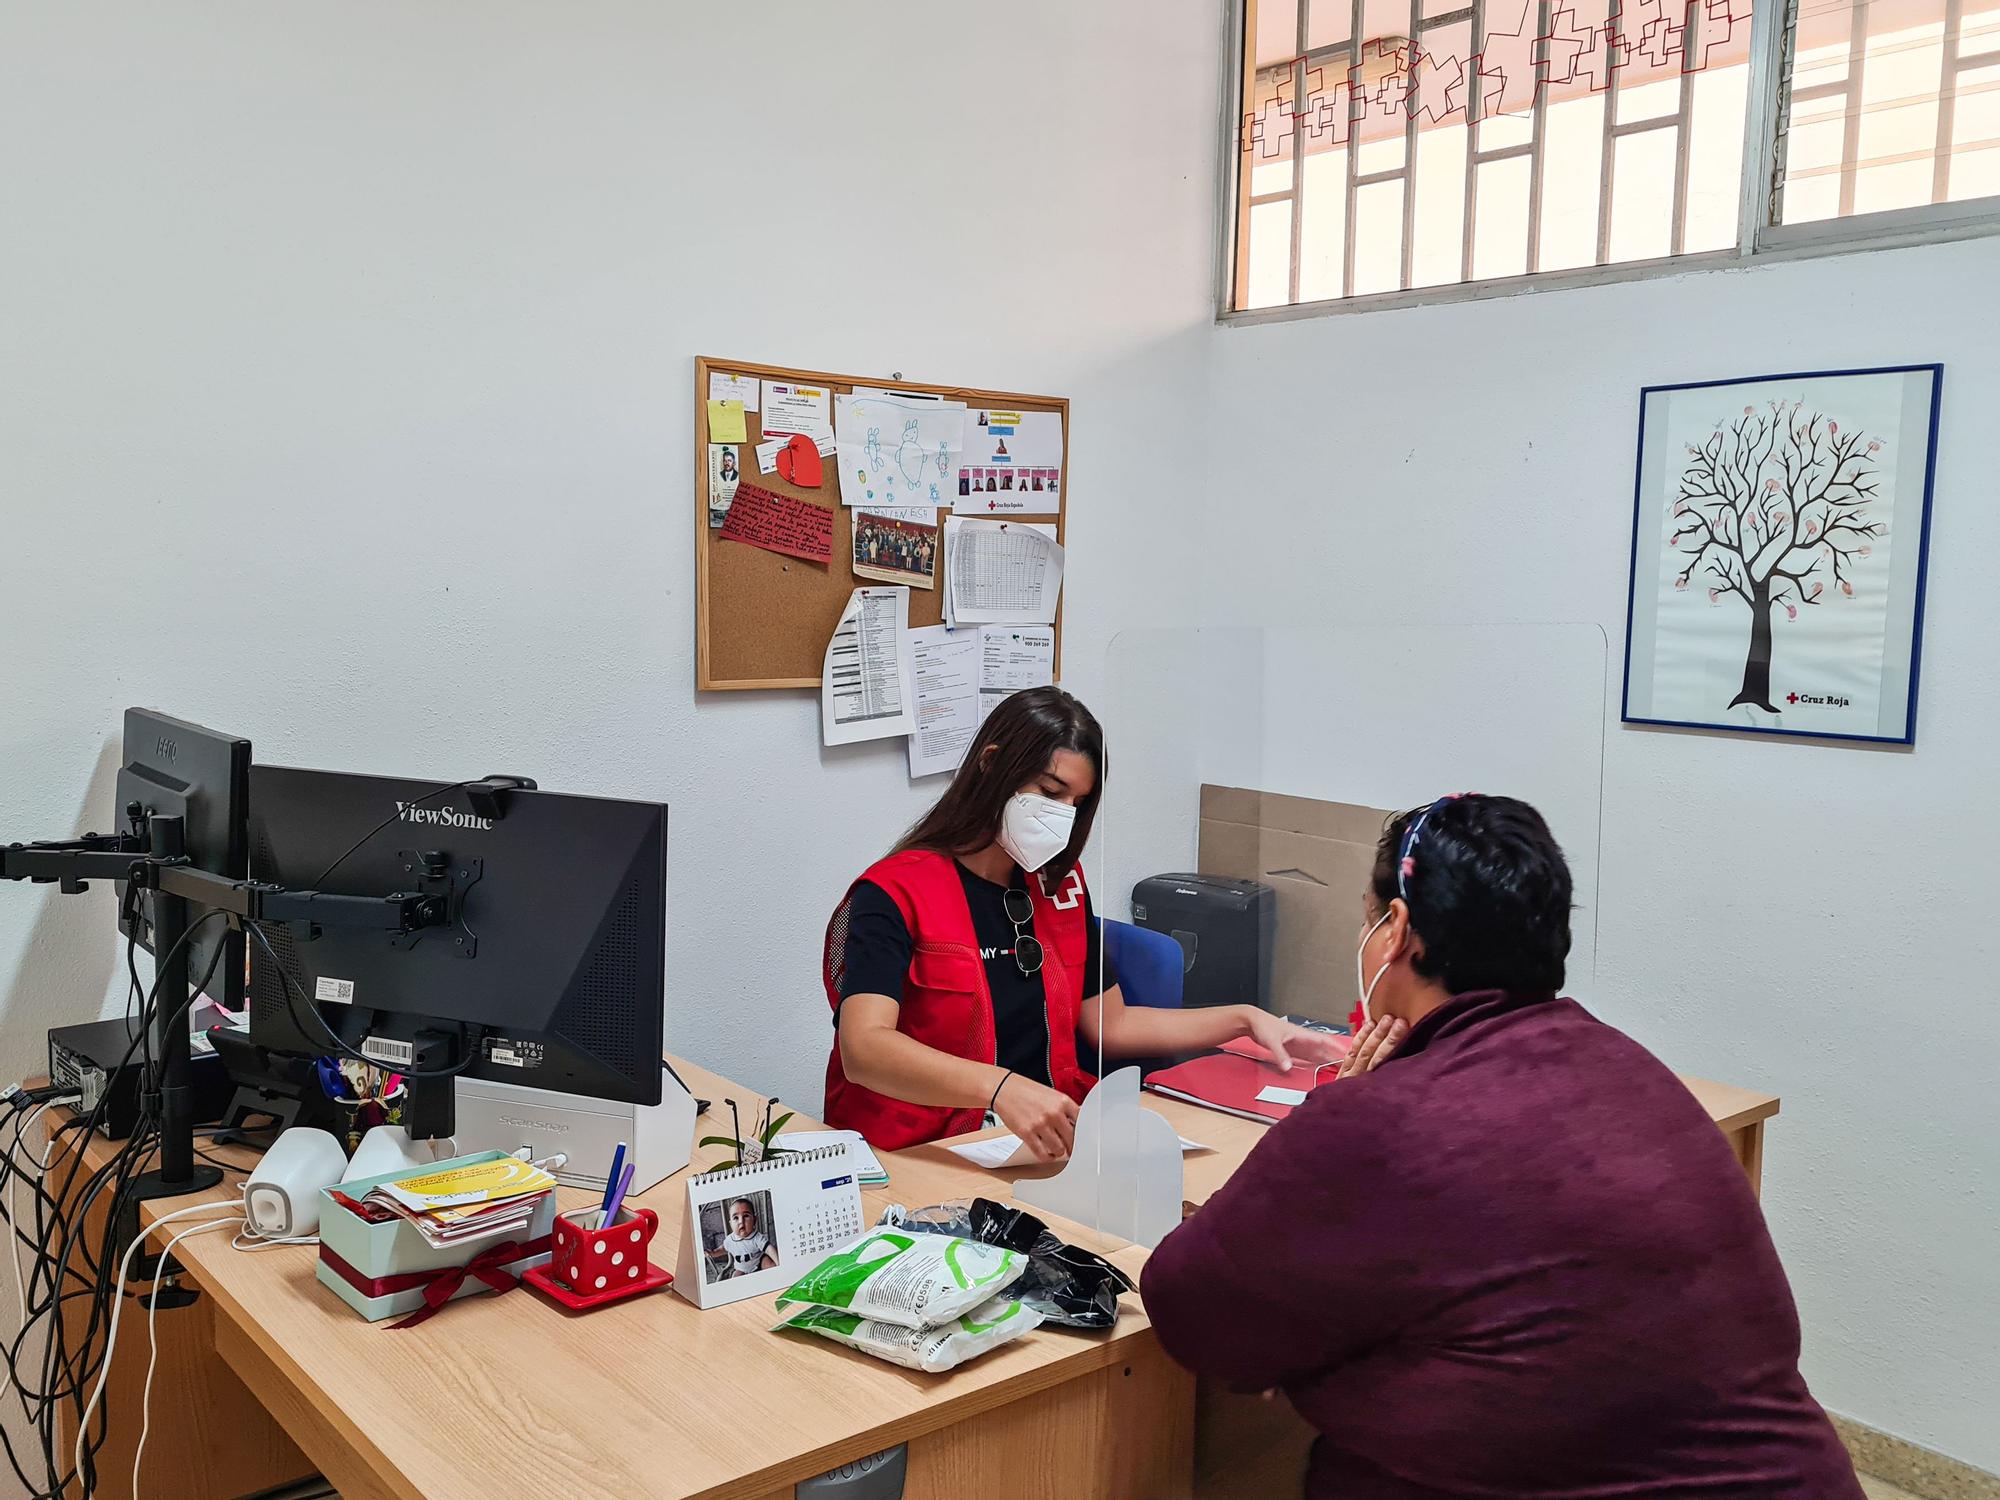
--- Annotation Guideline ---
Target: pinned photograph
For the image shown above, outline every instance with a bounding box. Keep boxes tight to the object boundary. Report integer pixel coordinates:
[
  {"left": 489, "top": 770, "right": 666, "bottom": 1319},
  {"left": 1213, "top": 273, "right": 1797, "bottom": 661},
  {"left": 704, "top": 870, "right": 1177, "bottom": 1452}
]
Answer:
[
  {"left": 708, "top": 444, "right": 742, "bottom": 528},
  {"left": 853, "top": 511, "right": 940, "bottom": 590}
]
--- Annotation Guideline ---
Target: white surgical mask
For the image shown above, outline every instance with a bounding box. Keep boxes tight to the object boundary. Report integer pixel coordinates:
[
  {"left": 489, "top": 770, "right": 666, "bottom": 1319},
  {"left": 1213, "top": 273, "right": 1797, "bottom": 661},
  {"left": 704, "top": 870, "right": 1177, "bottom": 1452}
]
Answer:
[
  {"left": 1356, "top": 911, "right": 1393, "bottom": 1025},
  {"left": 998, "top": 792, "right": 1076, "bottom": 873}
]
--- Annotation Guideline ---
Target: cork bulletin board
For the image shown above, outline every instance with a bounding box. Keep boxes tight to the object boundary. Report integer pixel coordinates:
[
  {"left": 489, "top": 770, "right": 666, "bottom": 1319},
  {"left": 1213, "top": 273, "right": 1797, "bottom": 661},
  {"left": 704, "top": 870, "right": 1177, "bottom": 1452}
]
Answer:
[{"left": 694, "top": 356, "right": 1070, "bottom": 691}]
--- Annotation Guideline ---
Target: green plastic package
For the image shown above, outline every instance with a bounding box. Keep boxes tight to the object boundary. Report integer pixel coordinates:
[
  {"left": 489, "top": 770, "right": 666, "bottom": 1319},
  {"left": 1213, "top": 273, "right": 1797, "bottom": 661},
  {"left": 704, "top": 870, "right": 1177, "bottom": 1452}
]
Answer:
[
  {"left": 774, "top": 1296, "right": 1043, "bottom": 1373},
  {"left": 773, "top": 1230, "right": 1025, "bottom": 1330}
]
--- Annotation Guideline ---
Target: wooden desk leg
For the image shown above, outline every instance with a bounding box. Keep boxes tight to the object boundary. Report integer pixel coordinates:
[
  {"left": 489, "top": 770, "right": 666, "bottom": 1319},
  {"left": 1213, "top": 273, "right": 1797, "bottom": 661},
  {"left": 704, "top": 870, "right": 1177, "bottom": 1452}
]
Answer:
[
  {"left": 893, "top": 1341, "right": 1194, "bottom": 1500},
  {"left": 1194, "top": 1381, "right": 1315, "bottom": 1500},
  {"left": 1732, "top": 1121, "right": 1766, "bottom": 1199},
  {"left": 212, "top": 1316, "right": 405, "bottom": 1500}
]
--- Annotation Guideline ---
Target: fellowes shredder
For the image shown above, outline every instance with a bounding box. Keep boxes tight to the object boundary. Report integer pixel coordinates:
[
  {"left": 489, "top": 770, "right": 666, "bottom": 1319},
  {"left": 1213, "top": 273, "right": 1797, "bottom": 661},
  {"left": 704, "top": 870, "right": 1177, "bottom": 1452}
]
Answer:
[{"left": 1130, "top": 873, "right": 1276, "bottom": 1011}]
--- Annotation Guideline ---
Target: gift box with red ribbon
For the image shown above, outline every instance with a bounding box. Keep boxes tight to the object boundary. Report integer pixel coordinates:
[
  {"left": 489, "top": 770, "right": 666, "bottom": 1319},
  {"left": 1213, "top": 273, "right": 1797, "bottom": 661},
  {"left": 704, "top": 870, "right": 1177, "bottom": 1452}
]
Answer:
[{"left": 314, "top": 1150, "right": 557, "bottom": 1325}]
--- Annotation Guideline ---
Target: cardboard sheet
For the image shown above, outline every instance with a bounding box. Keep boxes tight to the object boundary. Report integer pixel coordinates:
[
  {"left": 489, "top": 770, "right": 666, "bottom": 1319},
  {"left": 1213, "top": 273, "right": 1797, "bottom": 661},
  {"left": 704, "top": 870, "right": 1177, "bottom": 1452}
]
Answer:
[{"left": 1196, "top": 786, "right": 1393, "bottom": 1024}]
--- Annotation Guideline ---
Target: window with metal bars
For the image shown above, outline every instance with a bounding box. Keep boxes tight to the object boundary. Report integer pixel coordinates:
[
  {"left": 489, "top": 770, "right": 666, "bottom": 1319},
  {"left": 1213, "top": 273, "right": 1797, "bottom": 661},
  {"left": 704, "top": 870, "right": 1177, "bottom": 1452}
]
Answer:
[{"left": 1225, "top": 0, "right": 2000, "bottom": 313}]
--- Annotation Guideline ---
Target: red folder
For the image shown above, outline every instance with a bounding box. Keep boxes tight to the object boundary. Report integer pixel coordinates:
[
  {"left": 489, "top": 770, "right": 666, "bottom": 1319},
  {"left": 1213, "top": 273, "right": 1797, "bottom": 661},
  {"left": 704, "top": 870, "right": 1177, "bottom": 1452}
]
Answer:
[
  {"left": 1143, "top": 1051, "right": 1343, "bottom": 1125},
  {"left": 1219, "top": 1031, "right": 1352, "bottom": 1067}
]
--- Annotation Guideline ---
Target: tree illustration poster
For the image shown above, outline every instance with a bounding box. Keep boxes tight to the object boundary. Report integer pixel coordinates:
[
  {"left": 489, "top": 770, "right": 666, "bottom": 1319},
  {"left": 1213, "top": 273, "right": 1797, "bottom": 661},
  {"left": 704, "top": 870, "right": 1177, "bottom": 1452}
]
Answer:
[{"left": 1623, "top": 366, "right": 1941, "bottom": 745}]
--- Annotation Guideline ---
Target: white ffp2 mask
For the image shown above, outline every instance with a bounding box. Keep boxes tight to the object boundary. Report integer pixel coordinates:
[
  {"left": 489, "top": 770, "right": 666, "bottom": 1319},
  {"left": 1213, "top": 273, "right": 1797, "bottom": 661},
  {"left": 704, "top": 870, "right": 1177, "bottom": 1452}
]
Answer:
[{"left": 998, "top": 792, "right": 1076, "bottom": 873}]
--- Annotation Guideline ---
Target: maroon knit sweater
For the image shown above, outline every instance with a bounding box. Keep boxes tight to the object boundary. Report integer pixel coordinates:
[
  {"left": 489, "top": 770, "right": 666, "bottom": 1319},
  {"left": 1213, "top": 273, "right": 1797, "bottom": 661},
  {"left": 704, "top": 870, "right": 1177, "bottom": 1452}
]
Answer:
[{"left": 1141, "top": 991, "right": 1862, "bottom": 1499}]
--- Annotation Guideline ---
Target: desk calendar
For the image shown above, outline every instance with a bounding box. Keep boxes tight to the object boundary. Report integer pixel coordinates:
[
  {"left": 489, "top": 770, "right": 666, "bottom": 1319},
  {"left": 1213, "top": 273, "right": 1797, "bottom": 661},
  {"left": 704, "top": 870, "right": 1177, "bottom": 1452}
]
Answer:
[{"left": 673, "top": 1142, "right": 867, "bottom": 1309}]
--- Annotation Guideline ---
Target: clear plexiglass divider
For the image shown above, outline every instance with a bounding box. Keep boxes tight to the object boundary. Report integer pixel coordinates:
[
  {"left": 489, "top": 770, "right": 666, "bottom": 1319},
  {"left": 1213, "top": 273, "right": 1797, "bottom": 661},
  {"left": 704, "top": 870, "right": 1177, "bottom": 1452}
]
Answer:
[{"left": 1017, "top": 624, "right": 1607, "bottom": 1248}]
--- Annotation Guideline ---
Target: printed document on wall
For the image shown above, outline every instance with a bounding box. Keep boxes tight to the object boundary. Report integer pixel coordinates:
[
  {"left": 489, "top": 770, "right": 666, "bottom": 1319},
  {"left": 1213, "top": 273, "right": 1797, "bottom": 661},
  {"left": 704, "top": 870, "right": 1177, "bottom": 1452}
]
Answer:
[
  {"left": 945, "top": 517, "right": 1064, "bottom": 625},
  {"left": 978, "top": 625, "right": 1054, "bottom": 724},
  {"left": 822, "top": 588, "right": 916, "bottom": 746},
  {"left": 957, "top": 409, "right": 1064, "bottom": 516},
  {"left": 906, "top": 625, "right": 981, "bottom": 779},
  {"left": 834, "top": 393, "right": 966, "bottom": 510}
]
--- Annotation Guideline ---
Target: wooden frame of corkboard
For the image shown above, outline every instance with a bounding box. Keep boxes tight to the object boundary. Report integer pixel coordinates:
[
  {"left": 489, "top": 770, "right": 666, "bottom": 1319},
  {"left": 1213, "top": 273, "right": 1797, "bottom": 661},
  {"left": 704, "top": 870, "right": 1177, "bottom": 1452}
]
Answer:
[{"left": 695, "top": 356, "right": 1069, "bottom": 691}]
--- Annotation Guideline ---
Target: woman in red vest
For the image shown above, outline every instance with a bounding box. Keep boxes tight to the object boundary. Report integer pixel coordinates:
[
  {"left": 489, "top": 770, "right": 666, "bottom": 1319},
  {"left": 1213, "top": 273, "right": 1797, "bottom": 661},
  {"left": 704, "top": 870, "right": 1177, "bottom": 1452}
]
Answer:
[{"left": 823, "top": 686, "right": 1344, "bottom": 1158}]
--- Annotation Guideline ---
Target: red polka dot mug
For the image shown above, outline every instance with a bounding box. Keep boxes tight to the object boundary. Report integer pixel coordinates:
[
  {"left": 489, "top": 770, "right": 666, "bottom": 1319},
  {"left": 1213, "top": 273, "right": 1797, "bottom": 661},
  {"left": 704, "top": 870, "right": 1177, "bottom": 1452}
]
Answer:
[{"left": 550, "top": 1205, "right": 660, "bottom": 1298}]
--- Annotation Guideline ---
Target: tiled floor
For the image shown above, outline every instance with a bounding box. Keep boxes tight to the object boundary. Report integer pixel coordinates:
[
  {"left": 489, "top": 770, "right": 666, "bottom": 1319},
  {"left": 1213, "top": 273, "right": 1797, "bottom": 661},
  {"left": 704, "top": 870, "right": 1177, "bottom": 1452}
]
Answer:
[{"left": 1861, "top": 1478, "right": 1925, "bottom": 1500}]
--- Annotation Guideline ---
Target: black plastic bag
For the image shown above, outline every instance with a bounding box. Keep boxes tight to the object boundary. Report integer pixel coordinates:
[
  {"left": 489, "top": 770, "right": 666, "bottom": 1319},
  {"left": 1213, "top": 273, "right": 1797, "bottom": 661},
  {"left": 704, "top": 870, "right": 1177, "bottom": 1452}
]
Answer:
[{"left": 880, "top": 1197, "right": 1136, "bottom": 1330}]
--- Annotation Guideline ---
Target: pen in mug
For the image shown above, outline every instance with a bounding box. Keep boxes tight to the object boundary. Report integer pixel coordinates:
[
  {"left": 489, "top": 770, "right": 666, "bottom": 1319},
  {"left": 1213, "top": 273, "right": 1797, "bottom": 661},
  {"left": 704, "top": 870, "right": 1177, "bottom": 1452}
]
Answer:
[
  {"left": 600, "top": 1161, "right": 636, "bottom": 1229},
  {"left": 601, "top": 1141, "right": 628, "bottom": 1218}
]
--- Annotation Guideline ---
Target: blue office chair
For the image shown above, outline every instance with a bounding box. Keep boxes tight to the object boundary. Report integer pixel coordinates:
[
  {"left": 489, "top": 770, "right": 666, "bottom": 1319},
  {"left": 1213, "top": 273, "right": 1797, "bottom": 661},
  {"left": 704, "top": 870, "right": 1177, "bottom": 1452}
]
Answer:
[{"left": 1100, "top": 918, "right": 1185, "bottom": 1010}]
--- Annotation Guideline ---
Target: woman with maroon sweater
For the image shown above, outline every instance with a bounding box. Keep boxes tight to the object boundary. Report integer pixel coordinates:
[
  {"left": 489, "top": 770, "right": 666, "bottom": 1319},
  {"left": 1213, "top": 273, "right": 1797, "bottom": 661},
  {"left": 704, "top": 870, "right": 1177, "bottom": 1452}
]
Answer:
[{"left": 1141, "top": 794, "right": 1862, "bottom": 1499}]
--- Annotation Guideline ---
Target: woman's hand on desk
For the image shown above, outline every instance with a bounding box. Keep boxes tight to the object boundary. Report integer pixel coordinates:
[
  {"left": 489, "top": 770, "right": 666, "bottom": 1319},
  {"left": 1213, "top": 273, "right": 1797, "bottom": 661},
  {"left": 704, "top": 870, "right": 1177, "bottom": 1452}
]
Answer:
[
  {"left": 1243, "top": 1009, "right": 1352, "bottom": 1072},
  {"left": 1335, "top": 1015, "right": 1409, "bottom": 1079},
  {"left": 994, "top": 1075, "right": 1078, "bottom": 1161}
]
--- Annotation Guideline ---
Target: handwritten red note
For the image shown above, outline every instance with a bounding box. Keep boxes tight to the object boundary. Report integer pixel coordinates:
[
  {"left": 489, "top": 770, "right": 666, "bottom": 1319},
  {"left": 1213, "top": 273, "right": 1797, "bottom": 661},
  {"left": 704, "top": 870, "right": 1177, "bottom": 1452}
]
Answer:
[{"left": 720, "top": 482, "right": 834, "bottom": 564}]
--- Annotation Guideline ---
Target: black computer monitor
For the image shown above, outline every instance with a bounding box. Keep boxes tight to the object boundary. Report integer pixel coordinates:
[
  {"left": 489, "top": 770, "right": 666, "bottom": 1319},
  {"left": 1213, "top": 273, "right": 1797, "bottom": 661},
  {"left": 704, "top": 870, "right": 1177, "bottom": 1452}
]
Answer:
[
  {"left": 245, "top": 766, "right": 665, "bottom": 1132},
  {"left": 115, "top": 709, "right": 252, "bottom": 1010}
]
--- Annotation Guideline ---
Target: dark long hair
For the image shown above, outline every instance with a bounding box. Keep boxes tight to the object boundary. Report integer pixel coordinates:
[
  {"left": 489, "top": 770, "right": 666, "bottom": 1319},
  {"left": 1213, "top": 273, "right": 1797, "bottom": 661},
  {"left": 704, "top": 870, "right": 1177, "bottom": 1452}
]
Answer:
[{"left": 893, "top": 687, "right": 1105, "bottom": 879}]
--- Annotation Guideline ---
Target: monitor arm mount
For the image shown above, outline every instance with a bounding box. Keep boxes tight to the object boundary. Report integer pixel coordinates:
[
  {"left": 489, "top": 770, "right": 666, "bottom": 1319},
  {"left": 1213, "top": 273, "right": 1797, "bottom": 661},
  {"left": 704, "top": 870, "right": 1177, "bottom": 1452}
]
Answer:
[{"left": 0, "top": 794, "right": 505, "bottom": 1201}]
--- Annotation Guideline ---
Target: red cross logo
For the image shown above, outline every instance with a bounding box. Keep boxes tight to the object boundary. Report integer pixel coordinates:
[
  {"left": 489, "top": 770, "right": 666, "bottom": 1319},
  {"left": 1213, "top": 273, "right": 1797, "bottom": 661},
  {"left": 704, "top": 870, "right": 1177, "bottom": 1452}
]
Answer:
[{"left": 1787, "top": 693, "right": 1799, "bottom": 704}]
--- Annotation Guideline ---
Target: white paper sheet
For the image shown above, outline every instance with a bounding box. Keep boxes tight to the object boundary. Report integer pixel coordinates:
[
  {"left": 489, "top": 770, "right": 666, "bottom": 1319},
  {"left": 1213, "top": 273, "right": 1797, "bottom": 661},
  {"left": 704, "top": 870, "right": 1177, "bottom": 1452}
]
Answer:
[
  {"left": 774, "top": 1130, "right": 887, "bottom": 1181},
  {"left": 834, "top": 393, "right": 967, "bottom": 510},
  {"left": 941, "top": 518, "right": 958, "bottom": 630},
  {"left": 753, "top": 436, "right": 784, "bottom": 476},
  {"left": 947, "top": 1131, "right": 1211, "bottom": 1172},
  {"left": 976, "top": 625, "right": 1055, "bottom": 725},
  {"left": 708, "top": 371, "right": 760, "bottom": 412},
  {"left": 907, "top": 625, "right": 981, "bottom": 779},
  {"left": 945, "top": 517, "right": 1064, "bottom": 625},
  {"left": 1255, "top": 1085, "right": 1309, "bottom": 1107},
  {"left": 762, "top": 379, "right": 832, "bottom": 438},
  {"left": 956, "top": 409, "right": 1064, "bottom": 516},
  {"left": 821, "top": 587, "right": 915, "bottom": 746}
]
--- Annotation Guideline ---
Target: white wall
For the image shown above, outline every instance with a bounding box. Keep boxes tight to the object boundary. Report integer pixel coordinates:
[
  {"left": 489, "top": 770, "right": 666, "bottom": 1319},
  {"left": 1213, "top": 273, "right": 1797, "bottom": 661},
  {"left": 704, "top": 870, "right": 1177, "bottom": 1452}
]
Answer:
[
  {"left": 0, "top": 0, "right": 1221, "bottom": 1109},
  {"left": 1198, "top": 239, "right": 2000, "bottom": 1471},
  {"left": 5, "top": 0, "right": 1990, "bottom": 1482},
  {"left": 0, "top": 13, "right": 1219, "bottom": 1485}
]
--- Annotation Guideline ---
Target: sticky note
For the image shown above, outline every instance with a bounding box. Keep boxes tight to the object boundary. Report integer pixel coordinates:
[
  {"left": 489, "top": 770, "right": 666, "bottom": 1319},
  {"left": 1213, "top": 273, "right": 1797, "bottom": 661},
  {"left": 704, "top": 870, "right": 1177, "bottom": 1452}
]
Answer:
[
  {"left": 707, "top": 372, "right": 759, "bottom": 412},
  {"left": 778, "top": 432, "right": 824, "bottom": 488},
  {"left": 706, "top": 399, "right": 747, "bottom": 445},
  {"left": 1255, "top": 1085, "right": 1309, "bottom": 1107}
]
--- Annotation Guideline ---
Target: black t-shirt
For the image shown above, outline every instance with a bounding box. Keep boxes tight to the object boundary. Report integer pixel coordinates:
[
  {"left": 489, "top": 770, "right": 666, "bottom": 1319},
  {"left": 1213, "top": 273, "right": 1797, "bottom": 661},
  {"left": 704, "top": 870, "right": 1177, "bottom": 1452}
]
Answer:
[{"left": 839, "top": 863, "right": 1117, "bottom": 1088}]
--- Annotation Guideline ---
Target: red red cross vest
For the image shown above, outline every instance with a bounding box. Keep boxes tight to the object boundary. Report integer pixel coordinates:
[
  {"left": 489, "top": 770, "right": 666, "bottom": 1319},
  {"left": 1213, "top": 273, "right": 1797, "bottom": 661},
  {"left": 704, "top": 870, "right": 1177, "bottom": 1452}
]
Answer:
[{"left": 822, "top": 849, "right": 1098, "bottom": 1151}]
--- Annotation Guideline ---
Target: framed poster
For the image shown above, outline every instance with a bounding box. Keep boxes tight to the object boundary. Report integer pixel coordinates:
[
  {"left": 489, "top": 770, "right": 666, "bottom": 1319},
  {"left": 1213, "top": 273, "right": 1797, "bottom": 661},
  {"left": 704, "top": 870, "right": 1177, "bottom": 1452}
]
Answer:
[{"left": 1622, "top": 365, "right": 1943, "bottom": 745}]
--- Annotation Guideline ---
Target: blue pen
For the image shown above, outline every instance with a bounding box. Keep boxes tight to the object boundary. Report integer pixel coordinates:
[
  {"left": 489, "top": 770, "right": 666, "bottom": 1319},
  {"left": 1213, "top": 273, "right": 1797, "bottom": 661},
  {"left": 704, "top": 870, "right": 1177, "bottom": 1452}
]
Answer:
[
  {"left": 601, "top": 1141, "right": 628, "bottom": 1218},
  {"left": 600, "top": 1161, "right": 636, "bottom": 1229}
]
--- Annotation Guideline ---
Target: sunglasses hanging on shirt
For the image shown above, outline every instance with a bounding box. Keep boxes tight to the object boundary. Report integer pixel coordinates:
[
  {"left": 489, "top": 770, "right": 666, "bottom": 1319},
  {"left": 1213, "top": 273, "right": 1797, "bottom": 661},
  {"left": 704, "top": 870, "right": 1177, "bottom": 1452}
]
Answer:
[{"left": 1002, "top": 887, "right": 1045, "bottom": 978}]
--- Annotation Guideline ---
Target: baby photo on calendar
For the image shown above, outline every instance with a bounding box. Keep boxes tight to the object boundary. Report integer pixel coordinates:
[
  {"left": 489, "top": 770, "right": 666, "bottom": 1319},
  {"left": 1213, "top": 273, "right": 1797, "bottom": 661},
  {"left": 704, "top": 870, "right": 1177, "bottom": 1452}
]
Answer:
[{"left": 699, "top": 1190, "right": 778, "bottom": 1284}]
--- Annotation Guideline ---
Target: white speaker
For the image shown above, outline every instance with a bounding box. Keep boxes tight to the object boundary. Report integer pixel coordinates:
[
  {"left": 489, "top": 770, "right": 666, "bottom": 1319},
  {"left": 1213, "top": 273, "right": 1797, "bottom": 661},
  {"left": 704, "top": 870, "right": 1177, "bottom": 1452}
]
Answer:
[
  {"left": 452, "top": 1071, "right": 697, "bottom": 1195},
  {"left": 244, "top": 1127, "right": 348, "bottom": 1238}
]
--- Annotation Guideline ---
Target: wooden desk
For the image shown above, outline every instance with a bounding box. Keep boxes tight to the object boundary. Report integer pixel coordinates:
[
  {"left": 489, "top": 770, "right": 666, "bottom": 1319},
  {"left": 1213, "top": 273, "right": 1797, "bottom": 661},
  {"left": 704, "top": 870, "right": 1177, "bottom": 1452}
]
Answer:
[
  {"left": 50, "top": 1060, "right": 1187, "bottom": 1500},
  {"left": 952, "top": 1071, "right": 1780, "bottom": 1208},
  {"left": 48, "top": 1064, "right": 1775, "bottom": 1500}
]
